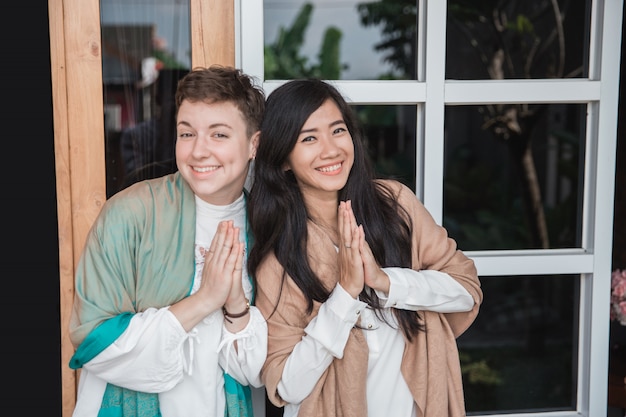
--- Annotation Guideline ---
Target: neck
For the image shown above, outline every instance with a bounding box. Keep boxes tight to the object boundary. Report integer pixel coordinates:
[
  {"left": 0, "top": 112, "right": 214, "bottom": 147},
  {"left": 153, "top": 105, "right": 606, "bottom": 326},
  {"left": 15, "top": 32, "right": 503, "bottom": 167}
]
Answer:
[
  {"left": 304, "top": 195, "right": 338, "bottom": 228},
  {"left": 302, "top": 194, "right": 340, "bottom": 247}
]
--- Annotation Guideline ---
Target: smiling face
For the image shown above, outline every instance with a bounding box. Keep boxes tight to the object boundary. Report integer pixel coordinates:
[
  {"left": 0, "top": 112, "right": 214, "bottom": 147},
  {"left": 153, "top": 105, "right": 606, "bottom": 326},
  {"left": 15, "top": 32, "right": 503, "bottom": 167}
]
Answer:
[
  {"left": 176, "top": 99, "right": 257, "bottom": 205},
  {"left": 284, "top": 99, "right": 354, "bottom": 202}
]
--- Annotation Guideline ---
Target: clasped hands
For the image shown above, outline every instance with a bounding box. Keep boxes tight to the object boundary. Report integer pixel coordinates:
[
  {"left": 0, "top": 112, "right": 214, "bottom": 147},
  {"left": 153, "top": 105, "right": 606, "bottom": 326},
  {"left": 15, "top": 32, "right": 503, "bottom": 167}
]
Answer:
[
  {"left": 338, "top": 200, "right": 390, "bottom": 298},
  {"left": 198, "top": 220, "right": 249, "bottom": 328}
]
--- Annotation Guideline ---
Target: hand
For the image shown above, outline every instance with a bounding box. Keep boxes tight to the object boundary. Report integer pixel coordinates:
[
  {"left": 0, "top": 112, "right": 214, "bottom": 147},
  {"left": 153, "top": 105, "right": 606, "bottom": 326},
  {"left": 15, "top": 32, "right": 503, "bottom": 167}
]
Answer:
[
  {"left": 197, "top": 221, "right": 241, "bottom": 310},
  {"left": 169, "top": 220, "right": 243, "bottom": 331},
  {"left": 224, "top": 237, "right": 247, "bottom": 315},
  {"left": 360, "top": 236, "right": 390, "bottom": 293},
  {"left": 338, "top": 201, "right": 390, "bottom": 295},
  {"left": 338, "top": 200, "right": 365, "bottom": 298}
]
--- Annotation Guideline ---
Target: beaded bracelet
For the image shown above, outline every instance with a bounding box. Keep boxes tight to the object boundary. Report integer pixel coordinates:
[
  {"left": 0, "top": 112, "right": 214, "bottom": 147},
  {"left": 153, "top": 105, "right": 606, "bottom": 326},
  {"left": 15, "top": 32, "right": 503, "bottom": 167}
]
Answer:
[{"left": 222, "top": 299, "right": 250, "bottom": 323}]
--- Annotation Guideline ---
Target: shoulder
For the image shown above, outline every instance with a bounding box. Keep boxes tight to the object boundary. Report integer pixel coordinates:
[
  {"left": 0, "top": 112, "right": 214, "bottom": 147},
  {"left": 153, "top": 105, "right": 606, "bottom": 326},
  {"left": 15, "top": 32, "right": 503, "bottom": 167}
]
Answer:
[
  {"left": 374, "top": 179, "right": 423, "bottom": 210},
  {"left": 94, "top": 173, "right": 192, "bottom": 230},
  {"left": 105, "top": 173, "right": 189, "bottom": 209}
]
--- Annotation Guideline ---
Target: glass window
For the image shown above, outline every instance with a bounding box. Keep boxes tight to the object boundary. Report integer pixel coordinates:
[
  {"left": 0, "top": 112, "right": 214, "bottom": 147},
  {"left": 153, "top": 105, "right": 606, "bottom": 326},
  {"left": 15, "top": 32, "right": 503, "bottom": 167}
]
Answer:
[
  {"left": 353, "top": 104, "right": 417, "bottom": 190},
  {"left": 101, "top": 0, "right": 191, "bottom": 197},
  {"left": 263, "top": 0, "right": 416, "bottom": 80},
  {"left": 446, "top": 1, "right": 591, "bottom": 80},
  {"left": 444, "top": 103, "right": 586, "bottom": 251},
  {"left": 241, "top": 0, "right": 620, "bottom": 415},
  {"left": 458, "top": 274, "right": 579, "bottom": 413}
]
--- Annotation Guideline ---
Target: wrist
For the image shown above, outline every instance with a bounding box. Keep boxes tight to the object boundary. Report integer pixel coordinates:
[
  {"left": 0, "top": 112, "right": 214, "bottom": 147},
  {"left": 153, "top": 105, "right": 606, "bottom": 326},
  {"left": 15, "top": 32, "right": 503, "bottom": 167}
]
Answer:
[
  {"left": 223, "top": 298, "right": 250, "bottom": 323},
  {"left": 376, "top": 269, "right": 391, "bottom": 293}
]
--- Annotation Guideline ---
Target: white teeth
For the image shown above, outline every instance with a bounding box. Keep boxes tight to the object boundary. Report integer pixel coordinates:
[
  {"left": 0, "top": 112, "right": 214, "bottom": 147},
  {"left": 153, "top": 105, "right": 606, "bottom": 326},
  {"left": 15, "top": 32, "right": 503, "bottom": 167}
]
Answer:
[
  {"left": 318, "top": 163, "right": 341, "bottom": 172},
  {"left": 194, "top": 166, "right": 219, "bottom": 173}
]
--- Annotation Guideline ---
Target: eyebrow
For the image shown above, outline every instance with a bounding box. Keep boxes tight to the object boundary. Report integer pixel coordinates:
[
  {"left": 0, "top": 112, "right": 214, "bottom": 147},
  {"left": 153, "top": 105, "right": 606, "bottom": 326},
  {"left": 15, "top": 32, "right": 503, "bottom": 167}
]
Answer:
[
  {"left": 177, "top": 121, "right": 233, "bottom": 129},
  {"left": 300, "top": 119, "right": 345, "bottom": 134}
]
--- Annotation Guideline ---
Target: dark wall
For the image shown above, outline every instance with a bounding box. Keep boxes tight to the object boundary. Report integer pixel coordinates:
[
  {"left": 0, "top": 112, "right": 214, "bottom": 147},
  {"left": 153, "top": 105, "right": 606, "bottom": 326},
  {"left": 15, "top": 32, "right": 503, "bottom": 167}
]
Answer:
[{"left": 1, "top": 3, "right": 62, "bottom": 416}]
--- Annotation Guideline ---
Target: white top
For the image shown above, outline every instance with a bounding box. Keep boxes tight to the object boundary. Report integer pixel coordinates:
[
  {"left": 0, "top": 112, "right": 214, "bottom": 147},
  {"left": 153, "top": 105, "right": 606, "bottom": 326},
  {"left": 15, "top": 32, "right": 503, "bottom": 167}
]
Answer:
[
  {"left": 277, "top": 267, "right": 474, "bottom": 417},
  {"left": 72, "top": 193, "right": 268, "bottom": 417}
]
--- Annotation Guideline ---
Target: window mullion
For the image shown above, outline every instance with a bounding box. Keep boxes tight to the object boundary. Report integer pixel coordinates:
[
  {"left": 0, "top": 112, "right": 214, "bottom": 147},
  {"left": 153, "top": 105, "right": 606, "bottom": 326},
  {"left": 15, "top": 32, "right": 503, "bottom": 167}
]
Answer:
[{"left": 423, "top": 0, "right": 448, "bottom": 222}]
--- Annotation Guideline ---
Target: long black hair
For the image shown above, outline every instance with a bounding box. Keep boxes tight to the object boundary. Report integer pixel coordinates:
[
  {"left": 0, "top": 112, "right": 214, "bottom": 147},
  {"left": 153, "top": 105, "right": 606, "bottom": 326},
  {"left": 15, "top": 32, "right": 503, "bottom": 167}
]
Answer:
[{"left": 248, "top": 79, "right": 423, "bottom": 340}]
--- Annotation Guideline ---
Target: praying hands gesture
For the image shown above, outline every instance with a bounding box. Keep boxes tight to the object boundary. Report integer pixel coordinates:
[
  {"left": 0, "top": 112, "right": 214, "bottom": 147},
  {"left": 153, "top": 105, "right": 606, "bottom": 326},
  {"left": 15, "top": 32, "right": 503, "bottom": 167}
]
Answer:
[
  {"left": 170, "top": 220, "right": 248, "bottom": 332},
  {"left": 338, "top": 200, "right": 390, "bottom": 299}
]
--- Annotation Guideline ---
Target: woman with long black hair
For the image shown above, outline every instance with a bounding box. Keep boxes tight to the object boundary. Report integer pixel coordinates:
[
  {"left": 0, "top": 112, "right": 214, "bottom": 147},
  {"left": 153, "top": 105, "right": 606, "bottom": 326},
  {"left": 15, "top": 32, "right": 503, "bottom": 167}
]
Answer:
[{"left": 248, "top": 79, "right": 483, "bottom": 417}]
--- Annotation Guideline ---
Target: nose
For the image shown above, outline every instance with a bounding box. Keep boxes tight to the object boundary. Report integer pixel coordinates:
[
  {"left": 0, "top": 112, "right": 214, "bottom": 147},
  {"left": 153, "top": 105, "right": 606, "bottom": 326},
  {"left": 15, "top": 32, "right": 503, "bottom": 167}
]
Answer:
[
  {"left": 319, "top": 135, "right": 340, "bottom": 158},
  {"left": 191, "top": 134, "right": 212, "bottom": 158}
]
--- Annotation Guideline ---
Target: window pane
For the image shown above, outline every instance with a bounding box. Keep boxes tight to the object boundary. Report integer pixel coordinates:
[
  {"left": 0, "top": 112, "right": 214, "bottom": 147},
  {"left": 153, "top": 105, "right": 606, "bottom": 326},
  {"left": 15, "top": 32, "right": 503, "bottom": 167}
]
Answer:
[
  {"left": 446, "top": 0, "right": 591, "bottom": 80},
  {"left": 458, "top": 274, "right": 578, "bottom": 413},
  {"left": 101, "top": 0, "right": 191, "bottom": 197},
  {"left": 263, "top": 0, "right": 417, "bottom": 80},
  {"left": 443, "top": 104, "right": 585, "bottom": 251},
  {"left": 352, "top": 105, "right": 417, "bottom": 190}
]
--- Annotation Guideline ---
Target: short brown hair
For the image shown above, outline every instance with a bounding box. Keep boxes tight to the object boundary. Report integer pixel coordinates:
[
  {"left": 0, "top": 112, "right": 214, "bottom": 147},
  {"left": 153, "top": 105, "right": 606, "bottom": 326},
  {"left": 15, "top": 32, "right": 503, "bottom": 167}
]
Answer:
[{"left": 175, "top": 65, "right": 265, "bottom": 138}]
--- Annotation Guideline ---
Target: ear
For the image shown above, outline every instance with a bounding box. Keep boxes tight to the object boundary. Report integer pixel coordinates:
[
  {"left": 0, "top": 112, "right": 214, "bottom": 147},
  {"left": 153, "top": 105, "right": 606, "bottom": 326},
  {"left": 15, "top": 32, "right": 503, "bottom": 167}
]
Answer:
[
  {"left": 249, "top": 131, "right": 260, "bottom": 160},
  {"left": 282, "top": 162, "right": 291, "bottom": 172}
]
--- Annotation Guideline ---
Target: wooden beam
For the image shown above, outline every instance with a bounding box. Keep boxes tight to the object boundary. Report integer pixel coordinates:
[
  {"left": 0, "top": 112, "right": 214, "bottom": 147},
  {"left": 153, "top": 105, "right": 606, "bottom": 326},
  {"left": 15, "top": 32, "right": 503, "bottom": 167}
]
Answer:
[
  {"left": 50, "top": 1, "right": 237, "bottom": 415},
  {"left": 49, "top": 0, "right": 106, "bottom": 415},
  {"left": 190, "top": 0, "right": 235, "bottom": 68}
]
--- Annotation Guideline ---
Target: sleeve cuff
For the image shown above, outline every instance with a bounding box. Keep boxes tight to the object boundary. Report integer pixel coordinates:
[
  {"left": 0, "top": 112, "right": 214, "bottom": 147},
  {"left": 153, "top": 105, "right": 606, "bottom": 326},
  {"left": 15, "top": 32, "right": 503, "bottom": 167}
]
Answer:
[{"left": 328, "top": 283, "right": 368, "bottom": 322}]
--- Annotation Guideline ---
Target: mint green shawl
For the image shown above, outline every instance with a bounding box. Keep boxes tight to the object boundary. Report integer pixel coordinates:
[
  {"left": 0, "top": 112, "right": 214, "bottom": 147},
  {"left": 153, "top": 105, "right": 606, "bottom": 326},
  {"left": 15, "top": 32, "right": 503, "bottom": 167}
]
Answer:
[{"left": 69, "top": 172, "right": 253, "bottom": 416}]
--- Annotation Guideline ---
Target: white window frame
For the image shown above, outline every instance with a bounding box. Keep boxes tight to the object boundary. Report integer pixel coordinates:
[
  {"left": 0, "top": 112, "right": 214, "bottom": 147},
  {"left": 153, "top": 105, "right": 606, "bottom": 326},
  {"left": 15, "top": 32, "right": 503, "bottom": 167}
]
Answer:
[{"left": 237, "top": 1, "right": 624, "bottom": 415}]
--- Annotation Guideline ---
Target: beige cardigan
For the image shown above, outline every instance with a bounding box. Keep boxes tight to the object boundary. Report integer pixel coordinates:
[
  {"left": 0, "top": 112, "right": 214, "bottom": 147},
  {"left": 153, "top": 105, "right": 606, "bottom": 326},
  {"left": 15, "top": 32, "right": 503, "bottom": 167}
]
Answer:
[{"left": 255, "top": 180, "right": 483, "bottom": 417}]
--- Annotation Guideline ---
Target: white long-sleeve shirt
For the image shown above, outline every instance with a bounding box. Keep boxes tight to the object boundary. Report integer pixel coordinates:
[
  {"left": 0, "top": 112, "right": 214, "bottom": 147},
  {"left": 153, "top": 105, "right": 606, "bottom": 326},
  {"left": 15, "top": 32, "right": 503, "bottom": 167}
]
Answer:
[
  {"left": 276, "top": 267, "right": 474, "bottom": 417},
  {"left": 73, "top": 307, "right": 267, "bottom": 416}
]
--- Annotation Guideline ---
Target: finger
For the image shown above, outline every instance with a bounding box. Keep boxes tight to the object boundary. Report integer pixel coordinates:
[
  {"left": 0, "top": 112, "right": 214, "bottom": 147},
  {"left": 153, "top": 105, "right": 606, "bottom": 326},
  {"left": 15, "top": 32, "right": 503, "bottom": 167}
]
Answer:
[
  {"left": 207, "top": 221, "right": 231, "bottom": 260},
  {"left": 339, "top": 222, "right": 366, "bottom": 298},
  {"left": 345, "top": 201, "right": 359, "bottom": 250},
  {"left": 346, "top": 201, "right": 363, "bottom": 248},
  {"left": 230, "top": 242, "right": 246, "bottom": 294},
  {"left": 225, "top": 228, "right": 242, "bottom": 271},
  {"left": 340, "top": 201, "right": 354, "bottom": 249},
  {"left": 216, "top": 225, "right": 238, "bottom": 267},
  {"left": 338, "top": 201, "right": 347, "bottom": 245},
  {"left": 205, "top": 223, "right": 236, "bottom": 281},
  {"left": 234, "top": 241, "right": 245, "bottom": 272},
  {"left": 357, "top": 224, "right": 366, "bottom": 251}
]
